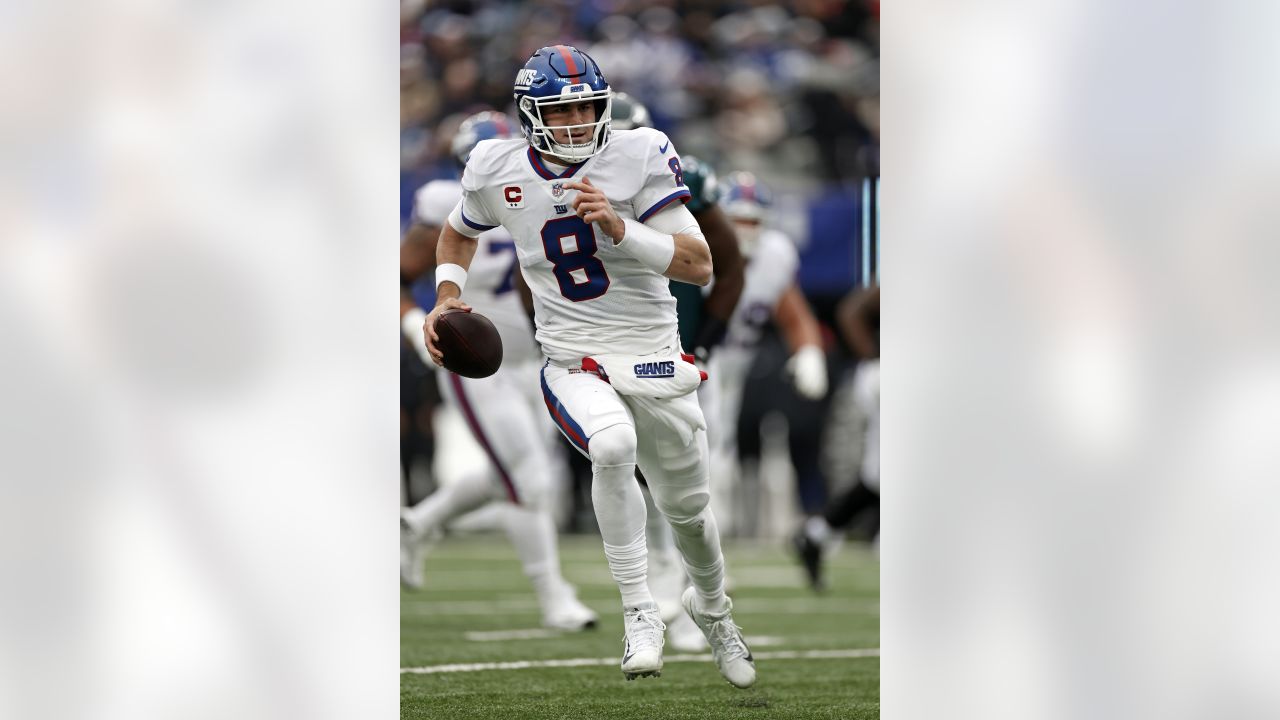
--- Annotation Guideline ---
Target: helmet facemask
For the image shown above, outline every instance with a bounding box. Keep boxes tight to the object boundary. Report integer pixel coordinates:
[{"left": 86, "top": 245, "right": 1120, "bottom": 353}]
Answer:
[{"left": 519, "top": 91, "right": 612, "bottom": 164}]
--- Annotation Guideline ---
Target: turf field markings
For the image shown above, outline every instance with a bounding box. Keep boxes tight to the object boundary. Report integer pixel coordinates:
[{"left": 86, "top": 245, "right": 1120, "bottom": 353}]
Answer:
[
  {"left": 464, "top": 628, "right": 567, "bottom": 641},
  {"left": 401, "top": 648, "right": 879, "bottom": 674},
  {"left": 402, "top": 598, "right": 878, "bottom": 616},
  {"left": 460, "top": 629, "right": 792, "bottom": 645}
]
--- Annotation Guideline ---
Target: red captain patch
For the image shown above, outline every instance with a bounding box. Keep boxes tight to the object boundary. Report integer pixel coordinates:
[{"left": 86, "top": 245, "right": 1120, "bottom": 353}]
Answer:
[{"left": 503, "top": 186, "right": 524, "bottom": 208}]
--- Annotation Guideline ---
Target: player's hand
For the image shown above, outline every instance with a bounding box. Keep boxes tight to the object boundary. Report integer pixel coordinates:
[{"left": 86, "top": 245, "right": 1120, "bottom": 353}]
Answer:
[
  {"left": 423, "top": 297, "right": 471, "bottom": 367},
  {"left": 787, "top": 345, "right": 828, "bottom": 400},
  {"left": 565, "top": 176, "right": 624, "bottom": 242}
]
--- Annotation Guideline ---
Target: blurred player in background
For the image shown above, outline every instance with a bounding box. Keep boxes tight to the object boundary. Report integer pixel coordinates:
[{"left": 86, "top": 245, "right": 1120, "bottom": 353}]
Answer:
[
  {"left": 794, "top": 285, "right": 879, "bottom": 589},
  {"left": 399, "top": 111, "right": 598, "bottom": 632},
  {"left": 710, "top": 172, "right": 829, "bottom": 536},
  {"left": 610, "top": 92, "right": 745, "bottom": 652},
  {"left": 420, "top": 46, "right": 756, "bottom": 688}
]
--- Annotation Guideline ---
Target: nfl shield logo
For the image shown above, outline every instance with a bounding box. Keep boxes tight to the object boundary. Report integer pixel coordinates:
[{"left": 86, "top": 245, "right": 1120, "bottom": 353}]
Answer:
[{"left": 550, "top": 181, "right": 565, "bottom": 199}]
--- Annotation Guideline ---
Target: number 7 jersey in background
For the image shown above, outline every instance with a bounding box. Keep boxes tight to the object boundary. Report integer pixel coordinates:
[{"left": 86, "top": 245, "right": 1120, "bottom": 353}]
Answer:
[
  {"left": 412, "top": 179, "right": 541, "bottom": 366},
  {"left": 450, "top": 127, "right": 692, "bottom": 365}
]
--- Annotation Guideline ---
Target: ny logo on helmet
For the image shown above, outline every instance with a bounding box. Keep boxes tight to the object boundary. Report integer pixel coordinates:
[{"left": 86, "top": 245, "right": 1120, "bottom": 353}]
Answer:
[{"left": 515, "top": 68, "right": 537, "bottom": 89}]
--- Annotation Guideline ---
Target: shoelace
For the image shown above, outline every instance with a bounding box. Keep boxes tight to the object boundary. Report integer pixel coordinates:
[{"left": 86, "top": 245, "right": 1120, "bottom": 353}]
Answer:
[
  {"left": 708, "top": 617, "right": 750, "bottom": 660},
  {"left": 625, "top": 608, "right": 666, "bottom": 652}
]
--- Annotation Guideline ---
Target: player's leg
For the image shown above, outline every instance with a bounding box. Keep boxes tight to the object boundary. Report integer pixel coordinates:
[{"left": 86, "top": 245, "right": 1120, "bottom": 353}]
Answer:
[
  {"left": 632, "top": 393, "right": 755, "bottom": 688},
  {"left": 399, "top": 467, "right": 495, "bottom": 588},
  {"left": 541, "top": 363, "right": 664, "bottom": 678},
  {"left": 453, "top": 362, "right": 596, "bottom": 629}
]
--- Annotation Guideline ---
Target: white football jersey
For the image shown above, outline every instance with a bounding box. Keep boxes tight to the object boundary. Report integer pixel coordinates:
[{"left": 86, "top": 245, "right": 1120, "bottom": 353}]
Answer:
[
  {"left": 725, "top": 229, "right": 799, "bottom": 350},
  {"left": 451, "top": 128, "right": 693, "bottom": 365},
  {"left": 413, "top": 179, "right": 540, "bottom": 364}
]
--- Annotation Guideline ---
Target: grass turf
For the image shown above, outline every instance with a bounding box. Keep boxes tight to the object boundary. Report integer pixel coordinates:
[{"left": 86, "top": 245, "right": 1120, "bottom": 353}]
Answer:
[{"left": 402, "top": 534, "right": 879, "bottom": 719}]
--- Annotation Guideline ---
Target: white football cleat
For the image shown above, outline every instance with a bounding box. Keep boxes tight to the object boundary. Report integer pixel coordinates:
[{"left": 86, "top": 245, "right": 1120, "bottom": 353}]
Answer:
[
  {"left": 682, "top": 587, "right": 756, "bottom": 688},
  {"left": 666, "top": 610, "right": 708, "bottom": 653},
  {"left": 542, "top": 585, "right": 599, "bottom": 631},
  {"left": 399, "top": 510, "right": 439, "bottom": 590},
  {"left": 620, "top": 603, "right": 665, "bottom": 680}
]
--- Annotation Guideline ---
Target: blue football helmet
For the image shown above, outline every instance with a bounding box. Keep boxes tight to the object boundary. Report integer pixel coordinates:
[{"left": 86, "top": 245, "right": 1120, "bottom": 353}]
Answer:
[
  {"left": 451, "top": 111, "right": 518, "bottom": 167},
  {"left": 721, "top": 172, "right": 772, "bottom": 223},
  {"left": 722, "top": 172, "right": 772, "bottom": 257},
  {"left": 609, "top": 91, "right": 652, "bottom": 131},
  {"left": 513, "top": 45, "right": 612, "bottom": 163}
]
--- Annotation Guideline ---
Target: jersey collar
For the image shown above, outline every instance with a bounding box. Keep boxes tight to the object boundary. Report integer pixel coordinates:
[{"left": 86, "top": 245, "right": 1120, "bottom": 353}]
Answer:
[{"left": 526, "top": 147, "right": 588, "bottom": 181}]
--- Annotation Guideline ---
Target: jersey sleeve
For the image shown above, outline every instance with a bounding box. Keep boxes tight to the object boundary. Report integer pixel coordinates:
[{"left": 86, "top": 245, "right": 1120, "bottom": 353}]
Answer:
[
  {"left": 632, "top": 131, "right": 693, "bottom": 224},
  {"left": 448, "top": 158, "right": 502, "bottom": 238},
  {"left": 412, "top": 180, "right": 462, "bottom": 227}
]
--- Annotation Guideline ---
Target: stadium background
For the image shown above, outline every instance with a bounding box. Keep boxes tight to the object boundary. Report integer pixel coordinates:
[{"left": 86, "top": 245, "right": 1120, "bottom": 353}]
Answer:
[{"left": 400, "top": 0, "right": 880, "bottom": 541}]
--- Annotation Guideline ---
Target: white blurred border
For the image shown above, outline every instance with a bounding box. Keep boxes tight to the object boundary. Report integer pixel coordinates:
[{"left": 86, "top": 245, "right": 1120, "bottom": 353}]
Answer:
[
  {"left": 886, "top": 1, "right": 1280, "bottom": 718},
  {"left": 0, "top": 2, "right": 398, "bottom": 718}
]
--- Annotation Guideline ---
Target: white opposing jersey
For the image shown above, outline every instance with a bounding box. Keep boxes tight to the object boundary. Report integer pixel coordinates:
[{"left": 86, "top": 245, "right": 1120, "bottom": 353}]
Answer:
[
  {"left": 725, "top": 229, "right": 799, "bottom": 350},
  {"left": 413, "top": 180, "right": 539, "bottom": 364},
  {"left": 452, "top": 128, "right": 693, "bottom": 364}
]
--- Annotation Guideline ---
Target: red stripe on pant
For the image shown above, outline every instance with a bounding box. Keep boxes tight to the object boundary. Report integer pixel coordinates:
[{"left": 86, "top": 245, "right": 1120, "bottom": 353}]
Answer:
[{"left": 449, "top": 373, "right": 519, "bottom": 504}]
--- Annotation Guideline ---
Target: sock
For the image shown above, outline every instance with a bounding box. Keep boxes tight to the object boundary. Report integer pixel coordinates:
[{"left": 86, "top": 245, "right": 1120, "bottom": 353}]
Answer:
[
  {"left": 669, "top": 509, "right": 728, "bottom": 616},
  {"left": 500, "top": 504, "right": 564, "bottom": 606},
  {"left": 403, "top": 471, "right": 492, "bottom": 535},
  {"left": 805, "top": 515, "right": 832, "bottom": 544},
  {"left": 590, "top": 431, "right": 653, "bottom": 608}
]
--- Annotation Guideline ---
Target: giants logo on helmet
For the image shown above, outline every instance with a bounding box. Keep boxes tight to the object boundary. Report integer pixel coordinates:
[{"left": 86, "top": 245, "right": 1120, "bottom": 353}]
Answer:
[{"left": 514, "top": 69, "right": 537, "bottom": 89}]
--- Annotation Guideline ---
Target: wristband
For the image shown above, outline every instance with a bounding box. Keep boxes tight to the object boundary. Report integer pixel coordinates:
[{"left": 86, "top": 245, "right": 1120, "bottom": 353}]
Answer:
[
  {"left": 435, "top": 263, "right": 468, "bottom": 294},
  {"left": 401, "top": 307, "right": 428, "bottom": 340},
  {"left": 616, "top": 219, "right": 676, "bottom": 274}
]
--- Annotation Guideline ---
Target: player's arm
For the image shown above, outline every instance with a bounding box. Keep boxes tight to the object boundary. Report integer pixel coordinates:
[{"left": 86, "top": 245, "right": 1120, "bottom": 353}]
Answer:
[
  {"left": 399, "top": 222, "right": 443, "bottom": 366},
  {"left": 567, "top": 177, "right": 712, "bottom": 286},
  {"left": 691, "top": 204, "right": 745, "bottom": 358},
  {"left": 417, "top": 212, "right": 482, "bottom": 366},
  {"left": 837, "top": 286, "right": 880, "bottom": 360},
  {"left": 400, "top": 222, "right": 439, "bottom": 283},
  {"left": 775, "top": 285, "right": 828, "bottom": 399}
]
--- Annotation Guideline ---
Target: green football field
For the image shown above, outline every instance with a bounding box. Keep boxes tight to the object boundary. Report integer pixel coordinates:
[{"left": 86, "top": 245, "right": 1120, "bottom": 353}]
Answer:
[{"left": 401, "top": 534, "right": 880, "bottom": 719}]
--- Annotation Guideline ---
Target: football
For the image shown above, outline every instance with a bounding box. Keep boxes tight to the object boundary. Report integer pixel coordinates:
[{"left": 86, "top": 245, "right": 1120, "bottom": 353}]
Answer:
[{"left": 434, "top": 308, "right": 503, "bottom": 378}]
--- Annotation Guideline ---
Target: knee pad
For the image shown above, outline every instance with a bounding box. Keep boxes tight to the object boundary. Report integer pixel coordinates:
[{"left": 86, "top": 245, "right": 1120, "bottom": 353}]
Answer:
[
  {"left": 653, "top": 487, "right": 710, "bottom": 528},
  {"left": 589, "top": 423, "right": 637, "bottom": 469}
]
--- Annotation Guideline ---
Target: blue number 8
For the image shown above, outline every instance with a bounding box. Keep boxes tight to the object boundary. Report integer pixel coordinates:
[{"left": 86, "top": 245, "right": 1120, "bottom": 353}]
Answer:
[
  {"left": 540, "top": 216, "right": 610, "bottom": 301},
  {"left": 668, "top": 157, "right": 683, "bottom": 186}
]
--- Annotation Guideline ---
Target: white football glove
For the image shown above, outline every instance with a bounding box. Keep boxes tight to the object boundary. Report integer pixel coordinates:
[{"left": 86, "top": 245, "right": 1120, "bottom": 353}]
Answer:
[
  {"left": 787, "top": 345, "right": 828, "bottom": 400},
  {"left": 401, "top": 307, "right": 434, "bottom": 367}
]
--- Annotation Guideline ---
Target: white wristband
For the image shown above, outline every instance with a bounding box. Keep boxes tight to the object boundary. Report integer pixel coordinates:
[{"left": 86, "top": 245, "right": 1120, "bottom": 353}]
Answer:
[
  {"left": 616, "top": 219, "right": 676, "bottom": 275},
  {"left": 435, "top": 263, "right": 468, "bottom": 294}
]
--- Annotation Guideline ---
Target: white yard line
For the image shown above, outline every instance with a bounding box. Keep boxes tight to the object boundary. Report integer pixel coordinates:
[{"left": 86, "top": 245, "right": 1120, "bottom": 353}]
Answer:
[
  {"left": 464, "top": 628, "right": 565, "bottom": 641},
  {"left": 402, "top": 648, "right": 879, "bottom": 674},
  {"left": 402, "top": 598, "right": 878, "bottom": 616},
  {"left": 463, "top": 629, "right": 792, "bottom": 645}
]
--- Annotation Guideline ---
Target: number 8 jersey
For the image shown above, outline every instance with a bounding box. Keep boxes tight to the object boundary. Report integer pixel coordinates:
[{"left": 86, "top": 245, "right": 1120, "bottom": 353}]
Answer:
[{"left": 448, "top": 127, "right": 693, "bottom": 365}]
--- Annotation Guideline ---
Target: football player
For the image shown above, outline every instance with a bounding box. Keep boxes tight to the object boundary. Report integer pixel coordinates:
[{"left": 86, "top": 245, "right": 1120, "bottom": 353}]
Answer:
[
  {"left": 609, "top": 92, "right": 745, "bottom": 652},
  {"left": 793, "top": 285, "right": 880, "bottom": 588},
  {"left": 419, "top": 46, "right": 756, "bottom": 687},
  {"left": 399, "top": 111, "right": 598, "bottom": 632},
  {"left": 708, "top": 172, "right": 830, "bottom": 543}
]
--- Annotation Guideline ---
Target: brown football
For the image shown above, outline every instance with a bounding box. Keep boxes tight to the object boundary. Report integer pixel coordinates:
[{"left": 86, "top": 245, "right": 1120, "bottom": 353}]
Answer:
[{"left": 434, "top": 309, "right": 503, "bottom": 378}]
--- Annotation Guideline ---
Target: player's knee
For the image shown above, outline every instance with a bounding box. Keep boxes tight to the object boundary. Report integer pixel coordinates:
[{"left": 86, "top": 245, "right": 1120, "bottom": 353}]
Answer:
[
  {"left": 654, "top": 489, "right": 710, "bottom": 528},
  {"left": 589, "top": 423, "right": 637, "bottom": 468},
  {"left": 514, "top": 476, "right": 552, "bottom": 513}
]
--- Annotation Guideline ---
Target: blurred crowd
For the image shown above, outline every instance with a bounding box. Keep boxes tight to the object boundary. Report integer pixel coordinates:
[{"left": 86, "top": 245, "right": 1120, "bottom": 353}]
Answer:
[
  {"left": 400, "top": 2, "right": 881, "bottom": 574},
  {"left": 401, "top": 0, "right": 879, "bottom": 189}
]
